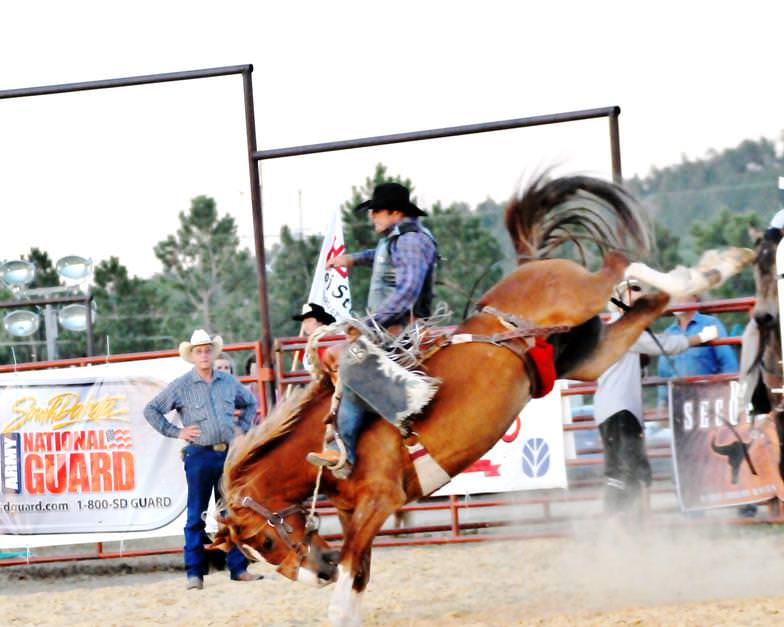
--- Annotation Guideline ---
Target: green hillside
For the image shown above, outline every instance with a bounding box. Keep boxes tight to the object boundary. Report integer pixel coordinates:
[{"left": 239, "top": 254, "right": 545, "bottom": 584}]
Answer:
[{"left": 627, "top": 137, "right": 783, "bottom": 258}]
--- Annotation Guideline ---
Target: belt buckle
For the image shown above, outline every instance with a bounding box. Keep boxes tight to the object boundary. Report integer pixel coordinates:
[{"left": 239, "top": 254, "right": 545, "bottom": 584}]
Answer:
[{"left": 213, "top": 443, "right": 227, "bottom": 452}]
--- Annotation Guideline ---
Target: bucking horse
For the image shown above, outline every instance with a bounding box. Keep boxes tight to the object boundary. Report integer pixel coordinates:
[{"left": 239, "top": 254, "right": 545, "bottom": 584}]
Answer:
[
  {"left": 212, "top": 175, "right": 752, "bottom": 626},
  {"left": 742, "top": 224, "right": 784, "bottom": 480}
]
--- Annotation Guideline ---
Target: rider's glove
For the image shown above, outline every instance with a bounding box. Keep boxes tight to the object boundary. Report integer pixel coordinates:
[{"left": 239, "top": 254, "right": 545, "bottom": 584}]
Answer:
[{"left": 697, "top": 325, "right": 719, "bottom": 343}]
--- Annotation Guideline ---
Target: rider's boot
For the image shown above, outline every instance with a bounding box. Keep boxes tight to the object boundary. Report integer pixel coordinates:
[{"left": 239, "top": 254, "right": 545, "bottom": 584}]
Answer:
[
  {"left": 306, "top": 424, "right": 348, "bottom": 469},
  {"left": 306, "top": 447, "right": 342, "bottom": 467},
  {"left": 306, "top": 441, "right": 353, "bottom": 479},
  {"left": 306, "top": 388, "right": 365, "bottom": 479},
  {"left": 306, "top": 425, "right": 354, "bottom": 478}
]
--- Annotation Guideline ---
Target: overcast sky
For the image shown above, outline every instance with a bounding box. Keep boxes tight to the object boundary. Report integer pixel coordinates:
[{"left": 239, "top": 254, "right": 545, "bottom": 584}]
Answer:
[{"left": 1, "top": 1, "right": 781, "bottom": 278}]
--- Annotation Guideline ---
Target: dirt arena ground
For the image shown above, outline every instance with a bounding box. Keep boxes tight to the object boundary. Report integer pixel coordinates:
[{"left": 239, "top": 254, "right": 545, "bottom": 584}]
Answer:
[{"left": 1, "top": 523, "right": 783, "bottom": 626}]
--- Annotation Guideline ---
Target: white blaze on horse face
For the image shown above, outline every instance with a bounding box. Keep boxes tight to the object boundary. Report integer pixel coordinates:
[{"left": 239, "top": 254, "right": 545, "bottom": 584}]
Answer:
[
  {"left": 297, "top": 566, "right": 329, "bottom": 588},
  {"left": 328, "top": 564, "right": 363, "bottom": 627}
]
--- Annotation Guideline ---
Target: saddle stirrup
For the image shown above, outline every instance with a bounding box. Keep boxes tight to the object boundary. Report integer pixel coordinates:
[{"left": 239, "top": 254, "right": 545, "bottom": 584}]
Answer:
[
  {"left": 326, "top": 425, "right": 349, "bottom": 470},
  {"left": 305, "top": 425, "right": 349, "bottom": 471}
]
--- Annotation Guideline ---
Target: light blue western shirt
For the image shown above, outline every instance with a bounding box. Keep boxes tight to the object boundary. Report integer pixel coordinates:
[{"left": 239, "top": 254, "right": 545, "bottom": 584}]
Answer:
[{"left": 143, "top": 368, "right": 257, "bottom": 445}]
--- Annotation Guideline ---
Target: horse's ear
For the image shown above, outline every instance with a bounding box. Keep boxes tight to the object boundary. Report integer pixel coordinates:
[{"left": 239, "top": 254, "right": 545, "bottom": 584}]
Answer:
[{"left": 748, "top": 225, "right": 763, "bottom": 245}]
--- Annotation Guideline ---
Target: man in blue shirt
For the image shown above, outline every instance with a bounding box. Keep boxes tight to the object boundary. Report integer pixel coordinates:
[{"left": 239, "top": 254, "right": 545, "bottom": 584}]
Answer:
[
  {"left": 657, "top": 294, "right": 739, "bottom": 407},
  {"left": 306, "top": 182, "right": 437, "bottom": 476},
  {"left": 144, "top": 329, "right": 261, "bottom": 590}
]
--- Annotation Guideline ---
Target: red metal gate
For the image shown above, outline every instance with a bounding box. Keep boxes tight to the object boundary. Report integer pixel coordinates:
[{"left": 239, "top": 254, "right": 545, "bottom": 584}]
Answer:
[{"left": 2, "top": 296, "right": 781, "bottom": 567}]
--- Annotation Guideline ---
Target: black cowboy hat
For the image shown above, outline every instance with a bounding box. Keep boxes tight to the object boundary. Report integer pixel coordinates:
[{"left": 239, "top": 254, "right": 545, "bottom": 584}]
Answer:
[
  {"left": 354, "top": 182, "right": 426, "bottom": 217},
  {"left": 292, "top": 302, "right": 336, "bottom": 325}
]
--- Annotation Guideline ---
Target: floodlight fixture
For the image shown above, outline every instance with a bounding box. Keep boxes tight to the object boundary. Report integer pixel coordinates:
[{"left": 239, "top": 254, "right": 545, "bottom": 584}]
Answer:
[
  {"left": 3, "top": 310, "right": 40, "bottom": 337},
  {"left": 56, "top": 255, "right": 92, "bottom": 283},
  {"left": 0, "top": 260, "right": 35, "bottom": 288},
  {"left": 58, "top": 302, "right": 96, "bottom": 332}
]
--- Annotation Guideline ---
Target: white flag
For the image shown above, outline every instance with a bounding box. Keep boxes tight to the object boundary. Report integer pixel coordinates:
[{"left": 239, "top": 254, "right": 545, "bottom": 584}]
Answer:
[{"left": 307, "top": 208, "right": 352, "bottom": 322}]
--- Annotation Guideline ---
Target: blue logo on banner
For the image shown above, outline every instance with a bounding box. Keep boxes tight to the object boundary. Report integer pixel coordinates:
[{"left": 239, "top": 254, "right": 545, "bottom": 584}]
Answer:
[
  {"left": 521, "top": 438, "right": 550, "bottom": 478},
  {"left": 1, "top": 433, "right": 22, "bottom": 494}
]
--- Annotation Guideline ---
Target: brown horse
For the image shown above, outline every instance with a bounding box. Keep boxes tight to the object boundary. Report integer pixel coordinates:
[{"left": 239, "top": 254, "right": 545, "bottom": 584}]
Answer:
[
  {"left": 213, "top": 176, "right": 750, "bottom": 626},
  {"left": 745, "top": 227, "right": 784, "bottom": 477}
]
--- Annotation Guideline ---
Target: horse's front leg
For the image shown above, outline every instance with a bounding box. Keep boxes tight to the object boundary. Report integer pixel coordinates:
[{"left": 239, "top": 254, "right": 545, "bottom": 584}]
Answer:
[
  {"left": 562, "top": 291, "right": 671, "bottom": 381},
  {"left": 328, "top": 491, "right": 404, "bottom": 627}
]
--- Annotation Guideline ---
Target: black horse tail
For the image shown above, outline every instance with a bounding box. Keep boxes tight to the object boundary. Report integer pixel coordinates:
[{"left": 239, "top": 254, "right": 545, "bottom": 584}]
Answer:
[{"left": 504, "top": 174, "right": 651, "bottom": 265}]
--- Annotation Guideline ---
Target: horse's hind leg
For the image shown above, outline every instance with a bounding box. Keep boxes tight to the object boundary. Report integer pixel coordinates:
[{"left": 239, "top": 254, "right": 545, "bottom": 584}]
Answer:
[
  {"left": 562, "top": 292, "right": 671, "bottom": 381},
  {"left": 543, "top": 251, "right": 629, "bottom": 327}
]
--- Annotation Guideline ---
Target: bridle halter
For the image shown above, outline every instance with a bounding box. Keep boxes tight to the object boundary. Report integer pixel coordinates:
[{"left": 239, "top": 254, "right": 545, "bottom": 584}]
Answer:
[{"left": 235, "top": 495, "right": 314, "bottom": 563}]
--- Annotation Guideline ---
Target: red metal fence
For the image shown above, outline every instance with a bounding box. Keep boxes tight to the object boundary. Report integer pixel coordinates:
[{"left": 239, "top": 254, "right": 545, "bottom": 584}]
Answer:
[{"left": 2, "top": 296, "right": 781, "bottom": 566}]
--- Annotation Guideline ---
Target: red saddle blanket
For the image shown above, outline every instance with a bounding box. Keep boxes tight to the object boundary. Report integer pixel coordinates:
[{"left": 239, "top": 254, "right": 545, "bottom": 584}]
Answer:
[{"left": 528, "top": 337, "right": 556, "bottom": 398}]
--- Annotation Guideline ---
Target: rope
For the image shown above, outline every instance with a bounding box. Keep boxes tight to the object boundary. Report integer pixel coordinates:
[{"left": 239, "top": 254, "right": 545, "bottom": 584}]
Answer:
[
  {"left": 306, "top": 419, "right": 332, "bottom": 525},
  {"left": 610, "top": 296, "right": 683, "bottom": 377},
  {"left": 308, "top": 465, "right": 324, "bottom": 523}
]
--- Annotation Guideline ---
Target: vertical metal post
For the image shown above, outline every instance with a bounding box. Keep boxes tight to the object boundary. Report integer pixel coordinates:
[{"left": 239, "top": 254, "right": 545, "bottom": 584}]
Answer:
[
  {"left": 85, "top": 292, "right": 94, "bottom": 357},
  {"left": 255, "top": 340, "right": 268, "bottom": 417},
  {"left": 241, "top": 67, "right": 275, "bottom": 404},
  {"left": 609, "top": 110, "right": 623, "bottom": 184},
  {"left": 43, "top": 305, "right": 58, "bottom": 361},
  {"left": 449, "top": 495, "right": 461, "bottom": 537}
]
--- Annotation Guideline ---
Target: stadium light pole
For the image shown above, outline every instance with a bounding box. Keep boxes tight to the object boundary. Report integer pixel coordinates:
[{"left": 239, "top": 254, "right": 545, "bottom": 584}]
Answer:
[{"left": 0, "top": 256, "right": 95, "bottom": 360}]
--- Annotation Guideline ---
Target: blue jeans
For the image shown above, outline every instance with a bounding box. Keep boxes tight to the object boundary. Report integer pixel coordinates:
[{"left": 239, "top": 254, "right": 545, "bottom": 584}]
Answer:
[
  {"left": 336, "top": 388, "right": 372, "bottom": 465},
  {"left": 183, "top": 446, "right": 247, "bottom": 578}
]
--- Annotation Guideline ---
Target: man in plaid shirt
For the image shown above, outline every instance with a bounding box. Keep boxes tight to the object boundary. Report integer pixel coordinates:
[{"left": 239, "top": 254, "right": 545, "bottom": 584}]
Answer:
[
  {"left": 307, "top": 182, "right": 437, "bottom": 476},
  {"left": 144, "top": 329, "right": 262, "bottom": 589}
]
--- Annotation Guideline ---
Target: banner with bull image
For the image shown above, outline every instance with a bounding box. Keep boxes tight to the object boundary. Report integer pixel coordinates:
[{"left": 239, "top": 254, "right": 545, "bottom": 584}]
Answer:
[
  {"left": 670, "top": 379, "right": 784, "bottom": 511},
  {"left": 0, "top": 358, "right": 192, "bottom": 534}
]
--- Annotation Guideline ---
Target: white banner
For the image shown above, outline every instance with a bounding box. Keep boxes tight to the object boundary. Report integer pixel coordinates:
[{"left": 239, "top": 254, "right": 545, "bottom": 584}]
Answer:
[
  {"left": 0, "top": 357, "right": 191, "bottom": 534},
  {"left": 435, "top": 381, "right": 568, "bottom": 495},
  {"left": 307, "top": 208, "right": 352, "bottom": 322}
]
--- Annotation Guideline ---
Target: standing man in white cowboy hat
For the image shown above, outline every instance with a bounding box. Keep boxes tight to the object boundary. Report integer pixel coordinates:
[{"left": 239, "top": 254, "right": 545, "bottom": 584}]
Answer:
[
  {"left": 307, "top": 182, "right": 438, "bottom": 475},
  {"left": 144, "top": 329, "right": 261, "bottom": 590}
]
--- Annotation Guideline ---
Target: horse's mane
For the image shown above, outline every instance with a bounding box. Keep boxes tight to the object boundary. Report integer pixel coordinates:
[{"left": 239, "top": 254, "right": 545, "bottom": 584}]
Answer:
[
  {"left": 224, "top": 377, "right": 332, "bottom": 484},
  {"left": 505, "top": 174, "right": 651, "bottom": 263}
]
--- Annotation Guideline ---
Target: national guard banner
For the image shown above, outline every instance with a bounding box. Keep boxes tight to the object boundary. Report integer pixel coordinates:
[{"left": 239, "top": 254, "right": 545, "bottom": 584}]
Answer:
[
  {"left": 670, "top": 379, "right": 784, "bottom": 511},
  {"left": 307, "top": 208, "right": 352, "bottom": 322},
  {"left": 0, "top": 358, "right": 191, "bottom": 534},
  {"left": 434, "top": 380, "right": 568, "bottom": 495}
]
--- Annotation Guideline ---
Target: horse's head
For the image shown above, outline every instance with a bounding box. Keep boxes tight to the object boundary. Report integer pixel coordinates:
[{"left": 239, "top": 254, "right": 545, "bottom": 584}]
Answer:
[
  {"left": 750, "top": 225, "right": 782, "bottom": 330},
  {"left": 211, "top": 494, "right": 339, "bottom": 586},
  {"left": 208, "top": 380, "right": 339, "bottom": 586}
]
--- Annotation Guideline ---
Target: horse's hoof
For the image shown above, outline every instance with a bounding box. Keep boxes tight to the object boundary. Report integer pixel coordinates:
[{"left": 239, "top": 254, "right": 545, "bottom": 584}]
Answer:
[{"left": 328, "top": 606, "right": 361, "bottom": 627}]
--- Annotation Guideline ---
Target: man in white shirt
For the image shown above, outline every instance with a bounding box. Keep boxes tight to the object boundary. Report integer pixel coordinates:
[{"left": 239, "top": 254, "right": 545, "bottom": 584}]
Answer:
[{"left": 594, "top": 280, "right": 718, "bottom": 514}]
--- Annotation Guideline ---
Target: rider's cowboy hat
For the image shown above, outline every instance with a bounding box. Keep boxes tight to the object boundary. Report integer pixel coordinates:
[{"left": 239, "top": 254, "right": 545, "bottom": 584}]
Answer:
[
  {"left": 354, "top": 182, "right": 426, "bottom": 217},
  {"left": 179, "top": 329, "right": 223, "bottom": 363},
  {"left": 292, "top": 302, "right": 336, "bottom": 325}
]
